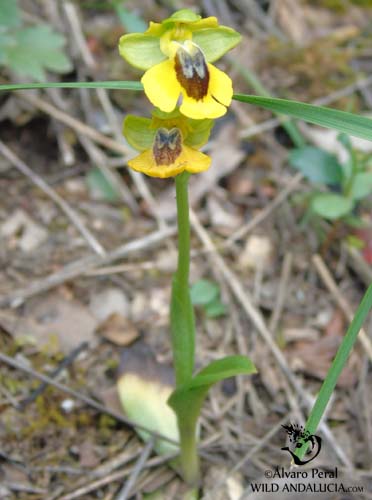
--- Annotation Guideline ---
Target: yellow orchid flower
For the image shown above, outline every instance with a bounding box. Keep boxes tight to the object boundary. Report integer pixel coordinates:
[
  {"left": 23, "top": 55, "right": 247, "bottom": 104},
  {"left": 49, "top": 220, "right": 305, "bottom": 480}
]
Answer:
[
  {"left": 119, "top": 9, "right": 241, "bottom": 120},
  {"left": 142, "top": 40, "right": 232, "bottom": 120},
  {"left": 128, "top": 127, "right": 210, "bottom": 178},
  {"left": 123, "top": 109, "right": 213, "bottom": 178}
]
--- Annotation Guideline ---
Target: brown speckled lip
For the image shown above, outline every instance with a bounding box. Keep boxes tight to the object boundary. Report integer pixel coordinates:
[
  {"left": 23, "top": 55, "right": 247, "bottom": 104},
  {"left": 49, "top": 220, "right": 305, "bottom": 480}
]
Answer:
[
  {"left": 153, "top": 127, "right": 182, "bottom": 166},
  {"left": 174, "top": 46, "right": 209, "bottom": 100}
]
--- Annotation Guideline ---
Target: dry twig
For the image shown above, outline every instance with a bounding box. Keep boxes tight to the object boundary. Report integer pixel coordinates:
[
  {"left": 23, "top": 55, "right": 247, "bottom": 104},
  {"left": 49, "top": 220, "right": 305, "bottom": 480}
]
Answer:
[{"left": 0, "top": 139, "right": 105, "bottom": 256}]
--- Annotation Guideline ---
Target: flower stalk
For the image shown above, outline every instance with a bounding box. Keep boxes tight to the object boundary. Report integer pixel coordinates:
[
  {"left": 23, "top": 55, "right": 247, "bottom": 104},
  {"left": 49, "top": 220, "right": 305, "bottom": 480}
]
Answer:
[
  {"left": 171, "top": 171, "right": 195, "bottom": 387},
  {"left": 170, "top": 171, "right": 200, "bottom": 483}
]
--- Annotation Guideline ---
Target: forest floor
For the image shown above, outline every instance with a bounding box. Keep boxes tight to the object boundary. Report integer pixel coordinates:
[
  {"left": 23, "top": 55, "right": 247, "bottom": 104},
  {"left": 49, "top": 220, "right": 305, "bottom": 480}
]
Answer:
[{"left": 1, "top": 1, "right": 372, "bottom": 499}]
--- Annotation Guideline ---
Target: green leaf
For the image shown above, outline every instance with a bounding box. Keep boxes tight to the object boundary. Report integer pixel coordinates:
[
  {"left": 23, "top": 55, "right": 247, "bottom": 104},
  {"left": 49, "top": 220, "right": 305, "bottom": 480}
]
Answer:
[
  {"left": 337, "top": 132, "right": 353, "bottom": 152},
  {"left": 123, "top": 115, "right": 154, "bottom": 151},
  {"left": 193, "top": 27, "right": 241, "bottom": 63},
  {"left": 233, "top": 94, "right": 372, "bottom": 142},
  {"left": 0, "top": 80, "right": 143, "bottom": 92},
  {"left": 115, "top": 4, "right": 147, "bottom": 33},
  {"left": 296, "top": 281, "right": 372, "bottom": 461},
  {"left": 168, "top": 356, "right": 256, "bottom": 427},
  {"left": 0, "top": 0, "right": 20, "bottom": 28},
  {"left": 117, "top": 372, "right": 179, "bottom": 456},
  {"left": 6, "top": 25, "right": 72, "bottom": 81},
  {"left": 350, "top": 172, "right": 372, "bottom": 200},
  {"left": 190, "top": 279, "right": 219, "bottom": 306},
  {"left": 289, "top": 147, "right": 343, "bottom": 185},
  {"left": 205, "top": 298, "right": 227, "bottom": 318},
  {"left": 312, "top": 193, "right": 353, "bottom": 219},
  {"left": 0, "top": 32, "right": 15, "bottom": 64},
  {"left": 86, "top": 168, "right": 119, "bottom": 202},
  {"left": 118, "top": 33, "right": 165, "bottom": 70}
]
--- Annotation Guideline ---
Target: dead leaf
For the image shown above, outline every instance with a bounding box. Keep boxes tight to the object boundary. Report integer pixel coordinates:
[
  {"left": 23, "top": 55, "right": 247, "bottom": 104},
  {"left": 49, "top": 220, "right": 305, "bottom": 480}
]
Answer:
[
  {"left": 117, "top": 343, "right": 178, "bottom": 457},
  {"left": 288, "top": 335, "right": 359, "bottom": 388},
  {"left": 78, "top": 440, "right": 100, "bottom": 468},
  {"left": 98, "top": 313, "right": 139, "bottom": 346},
  {"left": 0, "top": 294, "right": 98, "bottom": 354}
]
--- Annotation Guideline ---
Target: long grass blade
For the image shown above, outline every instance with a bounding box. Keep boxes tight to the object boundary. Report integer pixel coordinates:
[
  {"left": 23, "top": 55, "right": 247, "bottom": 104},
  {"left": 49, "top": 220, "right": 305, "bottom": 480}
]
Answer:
[
  {"left": 233, "top": 94, "right": 372, "bottom": 141},
  {"left": 0, "top": 81, "right": 143, "bottom": 91}
]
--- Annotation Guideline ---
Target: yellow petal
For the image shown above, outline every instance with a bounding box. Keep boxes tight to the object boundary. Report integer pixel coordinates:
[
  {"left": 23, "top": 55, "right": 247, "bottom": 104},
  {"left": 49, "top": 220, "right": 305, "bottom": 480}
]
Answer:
[
  {"left": 179, "top": 63, "right": 233, "bottom": 119},
  {"left": 207, "top": 63, "right": 233, "bottom": 106},
  {"left": 180, "top": 94, "right": 227, "bottom": 119},
  {"left": 127, "top": 149, "right": 185, "bottom": 179},
  {"left": 182, "top": 146, "right": 211, "bottom": 173},
  {"left": 141, "top": 60, "right": 181, "bottom": 113}
]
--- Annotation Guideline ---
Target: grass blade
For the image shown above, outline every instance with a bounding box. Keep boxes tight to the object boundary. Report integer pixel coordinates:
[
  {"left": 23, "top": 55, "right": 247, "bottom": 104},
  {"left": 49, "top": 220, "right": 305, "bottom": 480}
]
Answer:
[
  {"left": 295, "top": 281, "right": 372, "bottom": 460},
  {"left": 233, "top": 94, "right": 372, "bottom": 141},
  {"left": 0, "top": 80, "right": 143, "bottom": 91}
]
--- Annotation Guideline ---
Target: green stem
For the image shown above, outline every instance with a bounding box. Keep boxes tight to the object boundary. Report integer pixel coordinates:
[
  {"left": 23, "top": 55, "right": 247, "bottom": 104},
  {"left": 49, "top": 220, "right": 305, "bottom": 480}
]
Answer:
[
  {"left": 295, "top": 282, "right": 372, "bottom": 460},
  {"left": 171, "top": 172, "right": 198, "bottom": 482},
  {"left": 171, "top": 171, "right": 195, "bottom": 387},
  {"left": 175, "top": 172, "right": 192, "bottom": 303},
  {"left": 179, "top": 419, "right": 200, "bottom": 486}
]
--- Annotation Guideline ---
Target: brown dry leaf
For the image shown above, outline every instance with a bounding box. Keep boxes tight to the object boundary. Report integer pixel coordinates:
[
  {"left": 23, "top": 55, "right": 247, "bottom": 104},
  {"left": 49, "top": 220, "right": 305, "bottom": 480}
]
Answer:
[
  {"left": 324, "top": 309, "right": 345, "bottom": 338},
  {"left": 0, "top": 294, "right": 98, "bottom": 354},
  {"left": 288, "top": 335, "right": 359, "bottom": 388},
  {"left": 98, "top": 313, "right": 139, "bottom": 346},
  {"left": 227, "top": 170, "right": 254, "bottom": 197},
  {"left": 78, "top": 440, "right": 100, "bottom": 468}
]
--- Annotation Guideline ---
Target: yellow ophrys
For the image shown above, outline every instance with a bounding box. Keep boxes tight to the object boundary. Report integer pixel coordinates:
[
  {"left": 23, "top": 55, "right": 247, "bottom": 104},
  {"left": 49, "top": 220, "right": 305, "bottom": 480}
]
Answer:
[{"left": 120, "top": 9, "right": 257, "bottom": 486}]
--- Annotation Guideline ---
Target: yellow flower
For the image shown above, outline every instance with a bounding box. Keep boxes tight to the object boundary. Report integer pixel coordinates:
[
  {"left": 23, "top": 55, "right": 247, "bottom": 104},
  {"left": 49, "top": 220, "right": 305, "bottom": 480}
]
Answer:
[
  {"left": 128, "top": 127, "right": 210, "bottom": 178},
  {"left": 123, "top": 109, "right": 213, "bottom": 179},
  {"left": 142, "top": 40, "right": 232, "bottom": 120},
  {"left": 119, "top": 9, "right": 241, "bottom": 120}
]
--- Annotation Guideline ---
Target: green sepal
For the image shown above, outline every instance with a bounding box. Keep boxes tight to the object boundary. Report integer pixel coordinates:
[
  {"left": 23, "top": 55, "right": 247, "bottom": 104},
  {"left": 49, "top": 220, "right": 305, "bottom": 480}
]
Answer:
[
  {"left": 193, "top": 27, "right": 241, "bottom": 62},
  {"left": 185, "top": 118, "right": 214, "bottom": 148},
  {"left": 168, "top": 355, "right": 257, "bottom": 425},
  {"left": 118, "top": 33, "right": 165, "bottom": 70},
  {"left": 152, "top": 107, "right": 183, "bottom": 120},
  {"left": 163, "top": 9, "right": 201, "bottom": 24},
  {"left": 123, "top": 115, "right": 155, "bottom": 151}
]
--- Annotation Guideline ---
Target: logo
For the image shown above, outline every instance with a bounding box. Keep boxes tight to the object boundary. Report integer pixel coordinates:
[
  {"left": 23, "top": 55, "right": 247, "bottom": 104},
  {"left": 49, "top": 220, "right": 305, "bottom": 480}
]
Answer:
[{"left": 281, "top": 423, "right": 322, "bottom": 465}]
